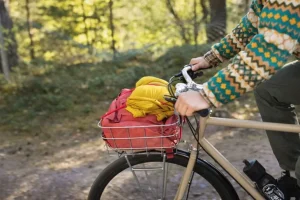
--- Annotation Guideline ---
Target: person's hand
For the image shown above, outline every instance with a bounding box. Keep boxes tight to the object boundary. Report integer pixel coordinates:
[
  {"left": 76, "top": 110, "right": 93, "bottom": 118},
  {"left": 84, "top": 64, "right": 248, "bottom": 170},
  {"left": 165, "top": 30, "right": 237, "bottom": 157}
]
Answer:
[
  {"left": 175, "top": 91, "right": 210, "bottom": 116},
  {"left": 189, "top": 57, "right": 210, "bottom": 71}
]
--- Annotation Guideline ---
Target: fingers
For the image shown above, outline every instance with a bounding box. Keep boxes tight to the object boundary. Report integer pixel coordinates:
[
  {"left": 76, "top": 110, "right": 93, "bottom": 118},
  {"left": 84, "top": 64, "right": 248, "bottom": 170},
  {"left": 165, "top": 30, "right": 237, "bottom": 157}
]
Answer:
[
  {"left": 189, "top": 58, "right": 199, "bottom": 71},
  {"left": 190, "top": 56, "right": 211, "bottom": 71},
  {"left": 185, "top": 108, "right": 195, "bottom": 117},
  {"left": 175, "top": 94, "right": 195, "bottom": 117},
  {"left": 190, "top": 57, "right": 208, "bottom": 71},
  {"left": 189, "top": 58, "right": 198, "bottom": 65},
  {"left": 175, "top": 102, "right": 195, "bottom": 116},
  {"left": 175, "top": 97, "right": 185, "bottom": 116},
  {"left": 191, "top": 63, "right": 201, "bottom": 71}
]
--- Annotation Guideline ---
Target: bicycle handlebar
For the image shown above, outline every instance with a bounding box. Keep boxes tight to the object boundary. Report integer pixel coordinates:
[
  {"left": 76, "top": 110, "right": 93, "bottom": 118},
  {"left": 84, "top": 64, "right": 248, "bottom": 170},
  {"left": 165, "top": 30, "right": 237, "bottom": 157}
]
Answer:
[
  {"left": 170, "top": 65, "right": 210, "bottom": 117},
  {"left": 181, "top": 66, "right": 195, "bottom": 84}
]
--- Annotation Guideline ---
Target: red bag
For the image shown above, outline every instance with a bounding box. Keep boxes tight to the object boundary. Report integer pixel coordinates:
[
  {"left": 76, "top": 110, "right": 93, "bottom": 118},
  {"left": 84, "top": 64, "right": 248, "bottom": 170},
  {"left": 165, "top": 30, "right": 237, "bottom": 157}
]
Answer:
[{"left": 100, "top": 88, "right": 181, "bottom": 150}]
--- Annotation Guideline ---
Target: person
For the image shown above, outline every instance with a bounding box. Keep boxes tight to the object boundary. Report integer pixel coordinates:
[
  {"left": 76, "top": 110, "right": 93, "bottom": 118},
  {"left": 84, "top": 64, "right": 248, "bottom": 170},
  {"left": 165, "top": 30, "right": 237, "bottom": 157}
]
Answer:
[{"left": 175, "top": 0, "right": 300, "bottom": 197}]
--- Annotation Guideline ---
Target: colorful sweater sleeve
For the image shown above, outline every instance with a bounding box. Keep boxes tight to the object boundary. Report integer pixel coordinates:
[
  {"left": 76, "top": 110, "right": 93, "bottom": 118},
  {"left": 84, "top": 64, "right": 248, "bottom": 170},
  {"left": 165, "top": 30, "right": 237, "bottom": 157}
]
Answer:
[
  {"left": 204, "top": 0, "right": 262, "bottom": 67},
  {"left": 203, "top": 0, "right": 300, "bottom": 107}
]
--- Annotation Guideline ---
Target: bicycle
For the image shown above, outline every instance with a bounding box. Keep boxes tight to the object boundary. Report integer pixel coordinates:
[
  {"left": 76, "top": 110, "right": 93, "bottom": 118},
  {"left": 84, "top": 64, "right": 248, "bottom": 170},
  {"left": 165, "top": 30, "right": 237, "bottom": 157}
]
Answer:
[{"left": 88, "top": 66, "right": 300, "bottom": 200}]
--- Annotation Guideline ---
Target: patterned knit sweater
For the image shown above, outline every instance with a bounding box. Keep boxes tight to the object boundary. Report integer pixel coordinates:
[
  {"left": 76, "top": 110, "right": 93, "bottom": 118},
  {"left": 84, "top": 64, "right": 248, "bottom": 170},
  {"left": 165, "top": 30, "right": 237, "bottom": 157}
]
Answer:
[{"left": 203, "top": 0, "right": 300, "bottom": 107}]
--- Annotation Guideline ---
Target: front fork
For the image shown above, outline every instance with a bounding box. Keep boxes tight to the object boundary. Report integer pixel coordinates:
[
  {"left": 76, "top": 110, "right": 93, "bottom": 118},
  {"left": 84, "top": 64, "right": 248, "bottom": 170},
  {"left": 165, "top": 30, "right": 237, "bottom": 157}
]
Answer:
[{"left": 174, "top": 116, "right": 207, "bottom": 200}]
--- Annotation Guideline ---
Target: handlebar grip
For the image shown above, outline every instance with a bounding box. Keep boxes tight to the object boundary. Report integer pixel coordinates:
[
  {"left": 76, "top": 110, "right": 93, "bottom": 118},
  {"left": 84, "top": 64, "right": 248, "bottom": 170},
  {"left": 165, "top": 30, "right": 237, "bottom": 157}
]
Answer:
[{"left": 196, "top": 109, "right": 210, "bottom": 117}]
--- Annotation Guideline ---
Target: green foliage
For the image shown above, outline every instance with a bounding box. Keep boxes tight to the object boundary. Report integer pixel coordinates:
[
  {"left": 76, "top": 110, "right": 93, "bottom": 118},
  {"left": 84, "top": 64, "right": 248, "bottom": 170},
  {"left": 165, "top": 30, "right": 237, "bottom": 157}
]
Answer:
[
  {"left": 0, "top": 44, "right": 219, "bottom": 131},
  {"left": 154, "top": 44, "right": 218, "bottom": 79},
  {"left": 8, "top": 0, "right": 244, "bottom": 64},
  {"left": 0, "top": 0, "right": 246, "bottom": 132},
  {"left": 0, "top": 49, "right": 151, "bottom": 130}
]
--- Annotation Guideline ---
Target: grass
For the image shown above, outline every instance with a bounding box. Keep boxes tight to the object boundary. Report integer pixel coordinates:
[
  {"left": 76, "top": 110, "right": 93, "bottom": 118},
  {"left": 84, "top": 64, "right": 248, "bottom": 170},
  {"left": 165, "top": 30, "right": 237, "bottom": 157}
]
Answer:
[
  {"left": 0, "top": 44, "right": 242, "bottom": 134},
  {"left": 0, "top": 63, "right": 147, "bottom": 132}
]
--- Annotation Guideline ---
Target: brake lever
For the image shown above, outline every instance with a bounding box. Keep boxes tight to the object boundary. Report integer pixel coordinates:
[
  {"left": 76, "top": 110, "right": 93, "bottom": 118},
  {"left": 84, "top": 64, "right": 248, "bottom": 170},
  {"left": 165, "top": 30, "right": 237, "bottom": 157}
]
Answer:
[
  {"left": 175, "top": 70, "right": 204, "bottom": 83},
  {"left": 174, "top": 65, "right": 193, "bottom": 78},
  {"left": 164, "top": 95, "right": 177, "bottom": 103},
  {"left": 183, "top": 71, "right": 204, "bottom": 82},
  {"left": 194, "top": 71, "right": 204, "bottom": 78}
]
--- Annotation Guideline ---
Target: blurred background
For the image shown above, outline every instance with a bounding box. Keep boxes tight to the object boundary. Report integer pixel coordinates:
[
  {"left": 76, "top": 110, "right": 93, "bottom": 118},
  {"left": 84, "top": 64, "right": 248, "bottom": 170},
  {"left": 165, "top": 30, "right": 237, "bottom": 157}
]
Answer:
[
  {"left": 0, "top": 0, "right": 252, "bottom": 132},
  {"left": 0, "top": 0, "right": 287, "bottom": 199}
]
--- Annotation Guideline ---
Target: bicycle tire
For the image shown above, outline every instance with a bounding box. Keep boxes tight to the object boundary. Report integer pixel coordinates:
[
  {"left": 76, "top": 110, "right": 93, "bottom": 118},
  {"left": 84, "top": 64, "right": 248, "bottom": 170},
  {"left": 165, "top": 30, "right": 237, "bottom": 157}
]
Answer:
[{"left": 88, "top": 150, "right": 239, "bottom": 200}]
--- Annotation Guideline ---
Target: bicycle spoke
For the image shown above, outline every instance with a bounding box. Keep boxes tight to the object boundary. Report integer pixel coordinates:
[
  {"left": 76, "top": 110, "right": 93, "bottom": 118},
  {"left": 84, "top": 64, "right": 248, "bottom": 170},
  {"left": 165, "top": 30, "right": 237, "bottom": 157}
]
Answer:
[
  {"left": 125, "top": 155, "right": 148, "bottom": 199},
  {"left": 142, "top": 163, "right": 158, "bottom": 199},
  {"left": 98, "top": 154, "right": 224, "bottom": 200},
  {"left": 162, "top": 154, "right": 168, "bottom": 200}
]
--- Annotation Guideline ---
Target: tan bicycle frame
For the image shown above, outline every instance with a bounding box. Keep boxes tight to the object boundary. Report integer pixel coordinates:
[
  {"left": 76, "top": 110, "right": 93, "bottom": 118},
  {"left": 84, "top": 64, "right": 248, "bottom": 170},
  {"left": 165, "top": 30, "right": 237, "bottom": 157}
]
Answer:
[{"left": 174, "top": 116, "right": 300, "bottom": 200}]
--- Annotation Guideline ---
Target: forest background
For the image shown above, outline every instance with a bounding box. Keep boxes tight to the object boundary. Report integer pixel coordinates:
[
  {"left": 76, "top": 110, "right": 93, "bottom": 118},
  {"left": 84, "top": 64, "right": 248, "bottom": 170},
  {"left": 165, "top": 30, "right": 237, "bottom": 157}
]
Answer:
[
  {"left": 0, "top": 0, "right": 253, "bottom": 133},
  {"left": 5, "top": 1, "right": 296, "bottom": 199}
]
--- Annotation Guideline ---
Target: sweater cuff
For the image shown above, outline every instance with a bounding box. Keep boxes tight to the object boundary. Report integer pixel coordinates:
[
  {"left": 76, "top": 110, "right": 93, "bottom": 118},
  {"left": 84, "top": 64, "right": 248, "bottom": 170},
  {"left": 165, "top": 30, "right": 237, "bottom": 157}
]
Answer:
[
  {"left": 202, "top": 82, "right": 222, "bottom": 108},
  {"left": 204, "top": 50, "right": 223, "bottom": 68}
]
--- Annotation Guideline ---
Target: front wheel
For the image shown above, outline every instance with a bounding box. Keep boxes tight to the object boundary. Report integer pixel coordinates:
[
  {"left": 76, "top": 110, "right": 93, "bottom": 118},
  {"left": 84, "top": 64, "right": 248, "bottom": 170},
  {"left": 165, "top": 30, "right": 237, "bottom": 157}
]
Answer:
[{"left": 88, "top": 150, "right": 239, "bottom": 200}]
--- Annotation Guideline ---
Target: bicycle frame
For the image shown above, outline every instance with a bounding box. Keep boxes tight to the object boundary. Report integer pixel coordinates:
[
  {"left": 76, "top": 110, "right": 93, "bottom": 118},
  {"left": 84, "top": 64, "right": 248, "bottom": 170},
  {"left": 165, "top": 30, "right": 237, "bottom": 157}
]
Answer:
[
  {"left": 175, "top": 116, "right": 300, "bottom": 200},
  {"left": 97, "top": 66, "right": 300, "bottom": 199}
]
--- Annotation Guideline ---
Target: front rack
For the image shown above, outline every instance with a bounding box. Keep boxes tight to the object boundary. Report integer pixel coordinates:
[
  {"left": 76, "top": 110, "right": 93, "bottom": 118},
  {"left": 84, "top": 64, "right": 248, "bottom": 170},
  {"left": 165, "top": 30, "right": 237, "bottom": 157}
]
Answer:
[{"left": 99, "top": 116, "right": 182, "bottom": 154}]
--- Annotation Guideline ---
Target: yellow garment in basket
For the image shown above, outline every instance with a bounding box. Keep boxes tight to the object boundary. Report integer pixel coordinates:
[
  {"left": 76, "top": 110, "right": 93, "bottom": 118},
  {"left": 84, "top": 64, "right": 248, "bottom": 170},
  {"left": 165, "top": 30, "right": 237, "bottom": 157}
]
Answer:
[{"left": 126, "top": 76, "right": 174, "bottom": 121}]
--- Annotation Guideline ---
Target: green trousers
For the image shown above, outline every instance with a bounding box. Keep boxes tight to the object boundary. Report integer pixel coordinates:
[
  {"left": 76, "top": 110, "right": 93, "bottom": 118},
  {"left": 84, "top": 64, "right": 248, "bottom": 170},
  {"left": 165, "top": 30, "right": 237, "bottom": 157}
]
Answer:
[{"left": 254, "top": 60, "right": 300, "bottom": 184}]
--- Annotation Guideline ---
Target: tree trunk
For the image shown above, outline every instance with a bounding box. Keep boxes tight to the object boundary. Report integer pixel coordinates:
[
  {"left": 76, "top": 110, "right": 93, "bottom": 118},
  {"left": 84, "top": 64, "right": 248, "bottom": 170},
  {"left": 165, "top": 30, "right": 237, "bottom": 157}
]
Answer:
[
  {"left": 4, "top": 0, "right": 9, "bottom": 12},
  {"left": 206, "top": 0, "right": 227, "bottom": 42},
  {"left": 0, "top": 14, "right": 9, "bottom": 81},
  {"left": 165, "top": 0, "right": 189, "bottom": 44},
  {"left": 108, "top": 0, "right": 116, "bottom": 59},
  {"left": 0, "top": 0, "right": 18, "bottom": 73},
  {"left": 245, "top": 0, "right": 250, "bottom": 14},
  {"left": 200, "top": 0, "right": 209, "bottom": 23},
  {"left": 25, "top": 0, "right": 35, "bottom": 60},
  {"left": 193, "top": 0, "right": 198, "bottom": 46}
]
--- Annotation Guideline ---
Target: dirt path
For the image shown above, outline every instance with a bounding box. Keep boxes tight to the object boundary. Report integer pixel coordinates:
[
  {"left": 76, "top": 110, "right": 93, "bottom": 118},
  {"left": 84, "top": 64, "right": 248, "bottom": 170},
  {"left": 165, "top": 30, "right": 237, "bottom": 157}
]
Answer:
[{"left": 0, "top": 114, "right": 282, "bottom": 200}]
